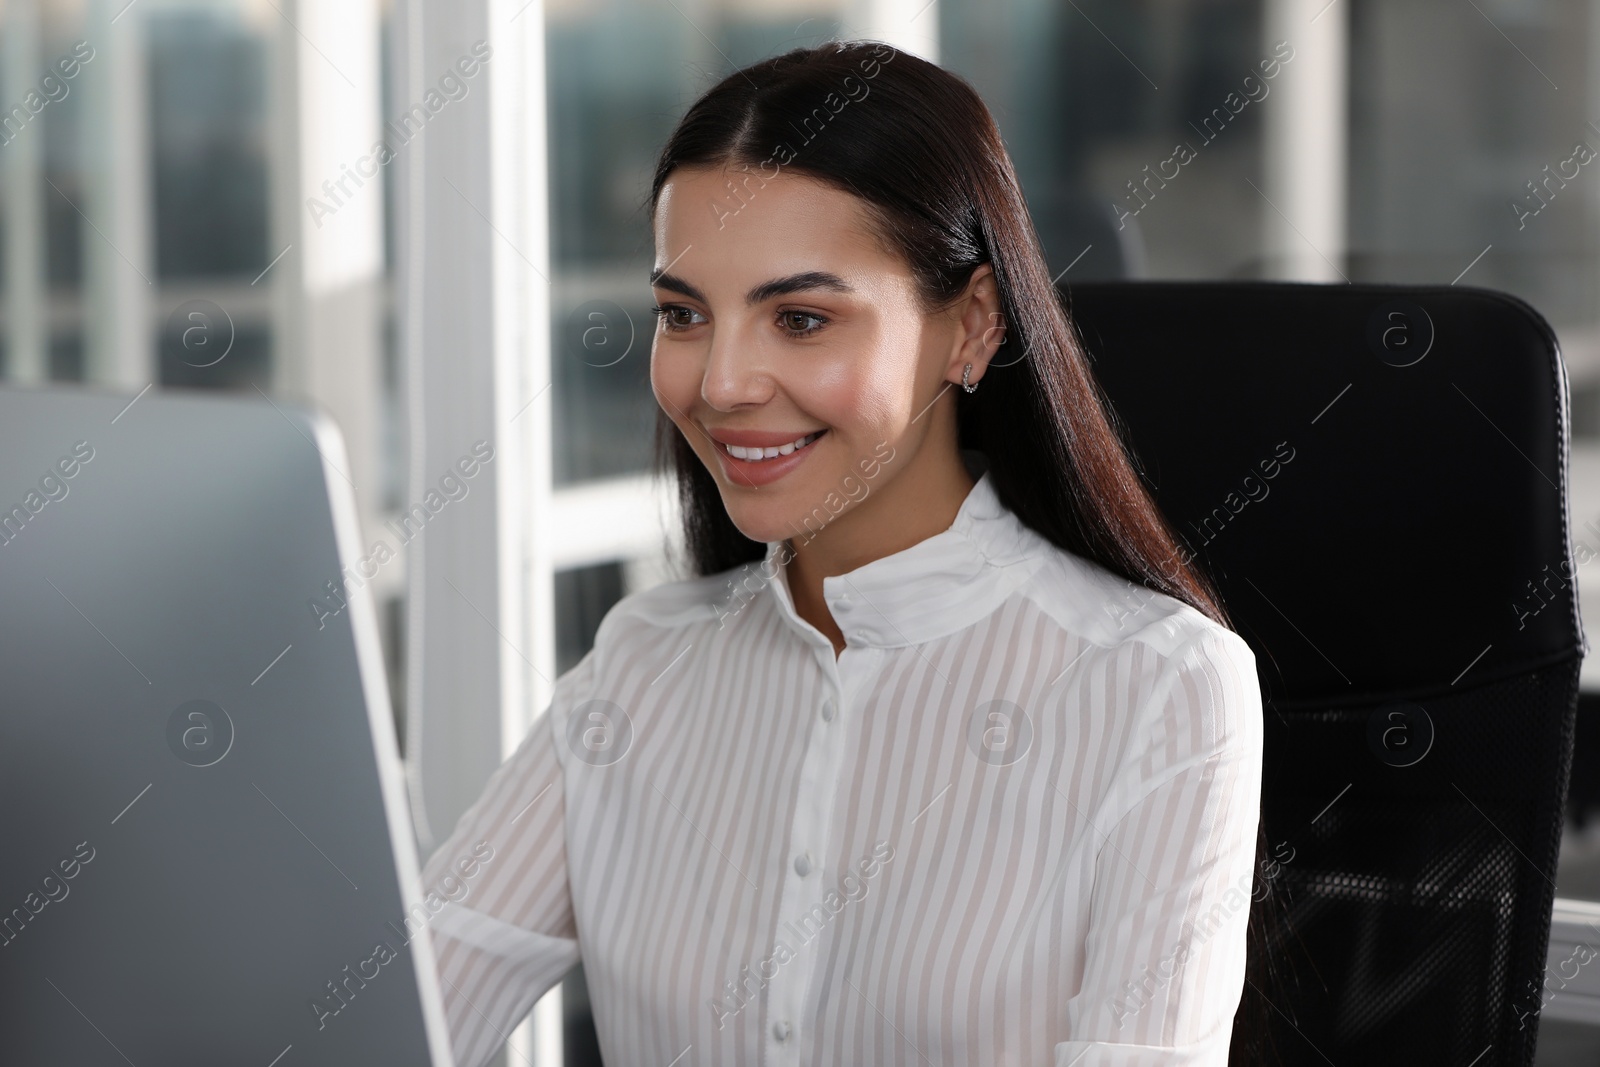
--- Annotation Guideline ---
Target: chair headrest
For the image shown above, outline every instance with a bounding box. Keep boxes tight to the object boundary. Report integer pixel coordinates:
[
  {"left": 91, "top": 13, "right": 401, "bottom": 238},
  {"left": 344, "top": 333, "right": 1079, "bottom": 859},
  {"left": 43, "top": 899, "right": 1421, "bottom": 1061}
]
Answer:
[{"left": 1061, "top": 280, "right": 1586, "bottom": 709}]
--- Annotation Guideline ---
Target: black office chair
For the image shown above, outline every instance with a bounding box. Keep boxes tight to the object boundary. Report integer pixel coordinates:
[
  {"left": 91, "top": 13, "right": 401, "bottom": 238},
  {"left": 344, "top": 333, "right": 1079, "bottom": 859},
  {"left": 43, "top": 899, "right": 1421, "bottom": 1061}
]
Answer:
[{"left": 1062, "top": 280, "right": 1587, "bottom": 1066}]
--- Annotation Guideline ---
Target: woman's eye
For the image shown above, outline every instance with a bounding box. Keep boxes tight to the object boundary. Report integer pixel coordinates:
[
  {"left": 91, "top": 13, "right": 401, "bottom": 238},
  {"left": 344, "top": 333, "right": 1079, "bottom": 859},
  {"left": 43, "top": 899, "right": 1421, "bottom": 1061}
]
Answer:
[
  {"left": 648, "top": 304, "right": 827, "bottom": 337},
  {"left": 649, "top": 304, "right": 704, "bottom": 333},
  {"left": 780, "top": 310, "right": 827, "bottom": 337}
]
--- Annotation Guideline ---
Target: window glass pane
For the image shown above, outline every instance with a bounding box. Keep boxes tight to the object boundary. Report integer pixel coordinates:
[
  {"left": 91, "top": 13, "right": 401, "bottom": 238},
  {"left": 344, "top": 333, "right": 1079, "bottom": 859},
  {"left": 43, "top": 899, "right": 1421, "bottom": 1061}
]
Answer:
[
  {"left": 148, "top": 9, "right": 268, "bottom": 280},
  {"left": 1348, "top": 0, "right": 1596, "bottom": 326},
  {"left": 942, "top": 0, "right": 1266, "bottom": 280}
]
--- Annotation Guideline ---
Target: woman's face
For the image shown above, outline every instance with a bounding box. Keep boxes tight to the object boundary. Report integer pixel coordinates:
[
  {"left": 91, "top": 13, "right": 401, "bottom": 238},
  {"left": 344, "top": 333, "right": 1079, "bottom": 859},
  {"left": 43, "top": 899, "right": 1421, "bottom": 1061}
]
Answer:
[{"left": 649, "top": 163, "right": 992, "bottom": 545}]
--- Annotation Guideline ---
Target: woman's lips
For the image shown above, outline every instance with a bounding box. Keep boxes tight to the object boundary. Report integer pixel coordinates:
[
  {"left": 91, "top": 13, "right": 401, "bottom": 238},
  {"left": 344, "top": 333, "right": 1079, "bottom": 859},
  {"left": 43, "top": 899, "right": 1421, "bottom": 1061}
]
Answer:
[{"left": 713, "top": 429, "right": 828, "bottom": 487}]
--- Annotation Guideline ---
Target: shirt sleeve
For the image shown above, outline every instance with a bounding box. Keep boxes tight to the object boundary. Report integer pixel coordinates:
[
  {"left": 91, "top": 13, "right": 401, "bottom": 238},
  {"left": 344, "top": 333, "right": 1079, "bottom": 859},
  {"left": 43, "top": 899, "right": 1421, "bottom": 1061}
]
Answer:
[
  {"left": 1055, "top": 625, "right": 1266, "bottom": 1067},
  {"left": 416, "top": 646, "right": 598, "bottom": 1067}
]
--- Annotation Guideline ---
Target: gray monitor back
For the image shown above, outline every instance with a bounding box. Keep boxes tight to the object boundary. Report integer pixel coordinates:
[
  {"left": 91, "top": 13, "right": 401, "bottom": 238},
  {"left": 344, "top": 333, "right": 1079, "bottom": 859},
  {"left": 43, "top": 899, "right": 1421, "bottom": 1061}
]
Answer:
[{"left": 0, "top": 384, "right": 454, "bottom": 1066}]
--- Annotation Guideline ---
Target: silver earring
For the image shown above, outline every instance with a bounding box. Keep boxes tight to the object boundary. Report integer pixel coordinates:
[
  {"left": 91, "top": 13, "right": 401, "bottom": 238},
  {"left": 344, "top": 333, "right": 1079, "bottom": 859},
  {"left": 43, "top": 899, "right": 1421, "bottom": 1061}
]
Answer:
[{"left": 962, "top": 363, "right": 979, "bottom": 393}]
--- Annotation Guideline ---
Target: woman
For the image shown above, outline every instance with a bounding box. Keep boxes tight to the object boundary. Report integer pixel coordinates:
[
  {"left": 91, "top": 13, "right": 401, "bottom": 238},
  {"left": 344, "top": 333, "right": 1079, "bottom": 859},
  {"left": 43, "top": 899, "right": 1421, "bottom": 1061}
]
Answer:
[{"left": 421, "top": 39, "right": 1275, "bottom": 1067}]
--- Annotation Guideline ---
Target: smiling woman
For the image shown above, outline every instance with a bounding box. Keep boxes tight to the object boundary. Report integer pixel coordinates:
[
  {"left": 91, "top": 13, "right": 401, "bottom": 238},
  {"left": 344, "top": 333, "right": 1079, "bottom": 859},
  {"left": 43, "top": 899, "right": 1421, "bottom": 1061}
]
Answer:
[
  {"left": 421, "top": 38, "right": 1281, "bottom": 1067},
  {"left": 646, "top": 162, "right": 1003, "bottom": 635}
]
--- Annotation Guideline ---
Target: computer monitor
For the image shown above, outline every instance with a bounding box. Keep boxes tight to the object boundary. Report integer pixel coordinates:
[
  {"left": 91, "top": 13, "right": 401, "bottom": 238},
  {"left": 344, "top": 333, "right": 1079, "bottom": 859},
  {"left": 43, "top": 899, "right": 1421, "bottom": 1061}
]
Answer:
[{"left": 0, "top": 383, "right": 455, "bottom": 1066}]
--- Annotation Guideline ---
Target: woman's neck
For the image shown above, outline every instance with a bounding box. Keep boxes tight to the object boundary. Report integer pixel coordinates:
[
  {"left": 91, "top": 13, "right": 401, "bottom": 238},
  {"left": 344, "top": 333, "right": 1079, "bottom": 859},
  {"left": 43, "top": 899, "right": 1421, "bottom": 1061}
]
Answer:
[{"left": 783, "top": 451, "right": 978, "bottom": 657}]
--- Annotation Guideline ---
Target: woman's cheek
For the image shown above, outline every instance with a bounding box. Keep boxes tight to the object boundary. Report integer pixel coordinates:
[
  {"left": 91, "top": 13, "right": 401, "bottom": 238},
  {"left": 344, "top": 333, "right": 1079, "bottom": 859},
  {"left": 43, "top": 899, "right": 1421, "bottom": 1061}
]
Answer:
[
  {"left": 832, "top": 374, "right": 901, "bottom": 447},
  {"left": 650, "top": 342, "right": 697, "bottom": 414},
  {"left": 805, "top": 356, "right": 877, "bottom": 427}
]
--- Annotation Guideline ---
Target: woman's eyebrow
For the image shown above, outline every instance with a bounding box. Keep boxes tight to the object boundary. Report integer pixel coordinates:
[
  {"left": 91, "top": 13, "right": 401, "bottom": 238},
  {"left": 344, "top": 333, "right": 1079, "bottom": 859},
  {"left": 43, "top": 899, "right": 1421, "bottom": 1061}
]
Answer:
[{"left": 648, "top": 268, "right": 856, "bottom": 306}]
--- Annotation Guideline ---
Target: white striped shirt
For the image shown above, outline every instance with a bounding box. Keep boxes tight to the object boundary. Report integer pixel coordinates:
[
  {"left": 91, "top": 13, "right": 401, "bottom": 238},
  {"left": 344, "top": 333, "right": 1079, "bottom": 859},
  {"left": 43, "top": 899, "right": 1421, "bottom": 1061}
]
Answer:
[{"left": 420, "top": 469, "right": 1265, "bottom": 1066}]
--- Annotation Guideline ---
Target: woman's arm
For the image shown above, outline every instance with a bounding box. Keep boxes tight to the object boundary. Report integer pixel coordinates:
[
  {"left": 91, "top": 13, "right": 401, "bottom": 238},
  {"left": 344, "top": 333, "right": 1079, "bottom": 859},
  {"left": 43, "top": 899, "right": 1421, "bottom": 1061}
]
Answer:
[
  {"left": 1054, "top": 627, "right": 1265, "bottom": 1066},
  {"left": 416, "top": 647, "right": 598, "bottom": 1067}
]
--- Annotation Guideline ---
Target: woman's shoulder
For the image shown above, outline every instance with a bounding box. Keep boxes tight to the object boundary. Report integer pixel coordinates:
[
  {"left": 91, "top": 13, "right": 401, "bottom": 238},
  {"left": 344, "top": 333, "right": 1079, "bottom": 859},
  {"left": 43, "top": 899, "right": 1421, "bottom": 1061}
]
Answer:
[
  {"left": 1021, "top": 540, "right": 1191, "bottom": 633},
  {"left": 545, "top": 565, "right": 743, "bottom": 731},
  {"left": 587, "top": 561, "right": 753, "bottom": 657},
  {"left": 1019, "top": 546, "right": 1263, "bottom": 800},
  {"left": 1021, "top": 541, "right": 1258, "bottom": 693}
]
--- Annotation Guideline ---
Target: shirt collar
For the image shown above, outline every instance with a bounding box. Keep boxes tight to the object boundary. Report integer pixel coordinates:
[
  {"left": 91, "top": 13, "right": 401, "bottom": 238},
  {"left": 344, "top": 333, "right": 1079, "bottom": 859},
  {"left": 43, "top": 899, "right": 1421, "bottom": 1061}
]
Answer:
[{"left": 758, "top": 468, "right": 1053, "bottom": 651}]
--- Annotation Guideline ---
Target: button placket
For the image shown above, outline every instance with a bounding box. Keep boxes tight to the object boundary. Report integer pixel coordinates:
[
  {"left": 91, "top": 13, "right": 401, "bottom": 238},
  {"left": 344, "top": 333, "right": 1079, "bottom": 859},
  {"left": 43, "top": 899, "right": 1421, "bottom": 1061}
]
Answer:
[{"left": 763, "top": 661, "right": 849, "bottom": 1066}]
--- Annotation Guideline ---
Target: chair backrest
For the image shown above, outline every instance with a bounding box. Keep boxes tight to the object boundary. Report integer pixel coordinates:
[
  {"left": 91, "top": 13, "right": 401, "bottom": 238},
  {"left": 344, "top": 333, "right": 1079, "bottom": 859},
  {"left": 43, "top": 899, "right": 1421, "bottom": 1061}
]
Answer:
[{"left": 1061, "top": 280, "right": 1588, "bottom": 1066}]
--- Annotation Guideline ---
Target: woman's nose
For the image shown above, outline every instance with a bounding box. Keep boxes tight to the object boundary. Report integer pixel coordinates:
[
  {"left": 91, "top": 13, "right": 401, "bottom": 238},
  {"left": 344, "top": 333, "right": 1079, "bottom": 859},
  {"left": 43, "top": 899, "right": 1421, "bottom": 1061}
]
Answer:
[{"left": 700, "top": 326, "right": 774, "bottom": 409}]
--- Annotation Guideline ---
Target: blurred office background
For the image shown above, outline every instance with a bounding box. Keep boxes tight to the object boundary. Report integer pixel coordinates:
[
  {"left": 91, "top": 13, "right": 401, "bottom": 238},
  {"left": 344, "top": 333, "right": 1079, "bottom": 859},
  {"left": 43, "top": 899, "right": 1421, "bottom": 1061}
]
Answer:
[{"left": 6, "top": 0, "right": 1600, "bottom": 1062}]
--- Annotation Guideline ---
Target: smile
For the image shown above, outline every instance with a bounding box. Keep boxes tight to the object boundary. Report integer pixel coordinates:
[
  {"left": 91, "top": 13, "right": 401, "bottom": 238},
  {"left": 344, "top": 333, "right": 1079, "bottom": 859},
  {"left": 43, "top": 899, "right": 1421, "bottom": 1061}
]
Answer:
[{"left": 720, "top": 430, "right": 826, "bottom": 462}]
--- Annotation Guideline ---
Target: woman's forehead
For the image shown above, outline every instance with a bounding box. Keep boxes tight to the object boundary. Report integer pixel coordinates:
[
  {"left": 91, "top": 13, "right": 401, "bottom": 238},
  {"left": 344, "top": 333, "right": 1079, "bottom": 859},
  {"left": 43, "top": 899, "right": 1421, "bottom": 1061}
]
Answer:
[
  {"left": 653, "top": 168, "right": 900, "bottom": 290},
  {"left": 656, "top": 167, "right": 860, "bottom": 239}
]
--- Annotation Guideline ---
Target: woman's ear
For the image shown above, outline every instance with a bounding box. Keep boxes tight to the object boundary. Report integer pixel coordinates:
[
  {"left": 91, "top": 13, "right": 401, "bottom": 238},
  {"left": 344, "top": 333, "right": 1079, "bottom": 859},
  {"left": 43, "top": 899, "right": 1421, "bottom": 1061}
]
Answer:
[{"left": 948, "top": 263, "right": 1004, "bottom": 388}]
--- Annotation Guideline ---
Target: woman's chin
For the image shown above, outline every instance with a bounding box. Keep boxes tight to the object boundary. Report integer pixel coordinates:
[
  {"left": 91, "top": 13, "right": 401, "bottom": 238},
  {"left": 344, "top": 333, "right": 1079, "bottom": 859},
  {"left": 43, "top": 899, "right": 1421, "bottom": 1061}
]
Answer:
[
  {"left": 721, "top": 507, "right": 795, "bottom": 546},
  {"left": 717, "top": 492, "right": 815, "bottom": 546},
  {"left": 708, "top": 453, "right": 853, "bottom": 543}
]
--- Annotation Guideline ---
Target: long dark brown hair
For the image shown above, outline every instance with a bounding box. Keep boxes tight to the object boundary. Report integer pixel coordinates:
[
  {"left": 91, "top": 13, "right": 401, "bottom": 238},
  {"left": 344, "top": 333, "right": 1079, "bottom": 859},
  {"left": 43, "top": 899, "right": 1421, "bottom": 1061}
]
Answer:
[{"left": 644, "top": 39, "right": 1286, "bottom": 1064}]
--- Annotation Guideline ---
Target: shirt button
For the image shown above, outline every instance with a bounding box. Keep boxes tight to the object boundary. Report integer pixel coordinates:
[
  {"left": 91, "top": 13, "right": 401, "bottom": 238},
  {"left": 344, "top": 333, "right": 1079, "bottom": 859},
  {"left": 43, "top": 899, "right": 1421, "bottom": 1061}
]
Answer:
[
  {"left": 821, "top": 698, "right": 836, "bottom": 722},
  {"left": 773, "top": 1020, "right": 792, "bottom": 1042},
  {"left": 852, "top": 630, "right": 868, "bottom": 643},
  {"left": 794, "top": 851, "right": 813, "bottom": 877}
]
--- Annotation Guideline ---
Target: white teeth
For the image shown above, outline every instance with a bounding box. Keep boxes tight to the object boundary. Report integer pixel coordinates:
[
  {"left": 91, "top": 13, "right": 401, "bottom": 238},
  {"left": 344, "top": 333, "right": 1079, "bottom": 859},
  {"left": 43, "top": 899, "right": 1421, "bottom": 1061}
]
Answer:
[{"left": 724, "top": 431, "right": 823, "bottom": 462}]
